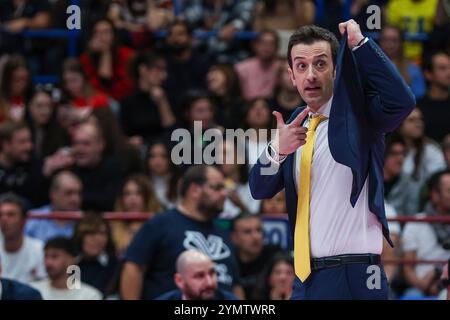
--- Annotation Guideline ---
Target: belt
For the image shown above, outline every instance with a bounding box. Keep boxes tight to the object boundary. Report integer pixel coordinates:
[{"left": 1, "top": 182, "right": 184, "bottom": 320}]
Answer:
[{"left": 311, "top": 254, "right": 381, "bottom": 271}]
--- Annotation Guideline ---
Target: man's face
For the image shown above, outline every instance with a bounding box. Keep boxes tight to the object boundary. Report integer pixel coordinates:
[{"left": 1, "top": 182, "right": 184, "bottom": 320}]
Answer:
[
  {"left": 427, "top": 53, "right": 450, "bottom": 88},
  {"left": 384, "top": 143, "right": 406, "bottom": 177},
  {"left": 178, "top": 260, "right": 218, "bottom": 300},
  {"left": 379, "top": 28, "right": 401, "bottom": 59},
  {"left": 431, "top": 174, "right": 450, "bottom": 213},
  {"left": 44, "top": 248, "right": 74, "bottom": 280},
  {"left": 288, "top": 41, "right": 335, "bottom": 110},
  {"left": 197, "top": 168, "right": 227, "bottom": 219},
  {"left": 0, "top": 203, "right": 25, "bottom": 240},
  {"left": 167, "top": 24, "right": 191, "bottom": 52},
  {"left": 50, "top": 176, "right": 82, "bottom": 211},
  {"left": 72, "top": 124, "right": 104, "bottom": 167},
  {"left": 255, "top": 32, "right": 278, "bottom": 62},
  {"left": 232, "top": 217, "right": 264, "bottom": 257},
  {"left": 2, "top": 128, "right": 33, "bottom": 163}
]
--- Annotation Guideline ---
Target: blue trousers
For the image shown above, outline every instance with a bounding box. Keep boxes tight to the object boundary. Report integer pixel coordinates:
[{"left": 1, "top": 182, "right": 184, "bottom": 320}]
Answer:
[{"left": 291, "top": 263, "right": 389, "bottom": 300}]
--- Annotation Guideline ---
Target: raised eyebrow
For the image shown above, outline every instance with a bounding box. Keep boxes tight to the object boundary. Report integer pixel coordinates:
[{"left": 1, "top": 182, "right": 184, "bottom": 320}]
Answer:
[{"left": 293, "top": 53, "right": 328, "bottom": 62}]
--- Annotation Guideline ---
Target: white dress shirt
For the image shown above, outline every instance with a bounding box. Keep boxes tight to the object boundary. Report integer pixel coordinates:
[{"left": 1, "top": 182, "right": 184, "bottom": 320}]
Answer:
[{"left": 267, "top": 95, "right": 383, "bottom": 258}]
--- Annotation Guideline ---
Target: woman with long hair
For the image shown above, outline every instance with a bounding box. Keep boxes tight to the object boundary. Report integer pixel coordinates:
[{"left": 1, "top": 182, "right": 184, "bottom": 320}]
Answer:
[
  {"left": 113, "top": 174, "right": 162, "bottom": 255},
  {"left": 252, "top": 251, "right": 295, "bottom": 300},
  {"left": 25, "top": 88, "right": 69, "bottom": 158},
  {"left": 146, "top": 139, "right": 179, "bottom": 209},
  {"left": 398, "top": 108, "right": 447, "bottom": 210},
  {"left": 73, "top": 213, "right": 119, "bottom": 296},
  {"left": 206, "top": 64, "right": 244, "bottom": 129},
  {"left": 0, "top": 55, "right": 32, "bottom": 121},
  {"left": 80, "top": 18, "right": 134, "bottom": 101},
  {"left": 61, "top": 58, "right": 109, "bottom": 110}
]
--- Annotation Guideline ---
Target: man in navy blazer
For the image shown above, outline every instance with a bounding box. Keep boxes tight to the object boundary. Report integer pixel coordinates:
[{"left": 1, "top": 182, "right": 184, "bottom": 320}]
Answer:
[{"left": 249, "top": 21, "right": 415, "bottom": 299}]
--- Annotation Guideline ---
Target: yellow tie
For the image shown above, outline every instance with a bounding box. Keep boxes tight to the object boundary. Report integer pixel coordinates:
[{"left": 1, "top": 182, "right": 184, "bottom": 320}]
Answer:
[{"left": 294, "top": 114, "right": 327, "bottom": 282}]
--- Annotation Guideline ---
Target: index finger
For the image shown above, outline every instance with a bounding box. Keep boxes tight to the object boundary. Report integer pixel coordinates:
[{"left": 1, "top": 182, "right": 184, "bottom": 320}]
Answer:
[{"left": 288, "top": 107, "right": 310, "bottom": 127}]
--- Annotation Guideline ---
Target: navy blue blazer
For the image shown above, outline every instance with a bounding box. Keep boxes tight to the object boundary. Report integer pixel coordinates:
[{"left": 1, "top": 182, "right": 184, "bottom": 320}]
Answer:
[
  {"left": 249, "top": 36, "right": 415, "bottom": 247},
  {"left": 0, "top": 278, "right": 42, "bottom": 300}
]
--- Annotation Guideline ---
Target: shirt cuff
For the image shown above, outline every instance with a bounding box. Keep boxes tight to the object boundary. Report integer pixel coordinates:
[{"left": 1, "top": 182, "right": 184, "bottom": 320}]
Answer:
[
  {"left": 266, "top": 141, "right": 287, "bottom": 165},
  {"left": 352, "top": 37, "right": 368, "bottom": 51}
]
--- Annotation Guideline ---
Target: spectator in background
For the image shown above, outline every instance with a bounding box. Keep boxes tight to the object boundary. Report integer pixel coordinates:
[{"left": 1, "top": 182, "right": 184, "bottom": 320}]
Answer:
[
  {"left": 180, "top": 90, "right": 221, "bottom": 133},
  {"left": 0, "top": 0, "right": 50, "bottom": 55},
  {"left": 181, "top": 0, "right": 256, "bottom": 63},
  {"left": 253, "top": 251, "right": 295, "bottom": 300},
  {"left": 164, "top": 20, "right": 211, "bottom": 113},
  {"left": 0, "top": 193, "right": 46, "bottom": 284},
  {"left": 242, "top": 98, "right": 274, "bottom": 167},
  {"left": 253, "top": 0, "right": 315, "bottom": 55},
  {"left": 379, "top": 26, "right": 427, "bottom": 99},
  {"left": 31, "top": 237, "right": 102, "bottom": 300},
  {"left": 443, "top": 134, "right": 450, "bottom": 168},
  {"left": 399, "top": 108, "right": 447, "bottom": 201},
  {"left": 0, "top": 55, "right": 32, "bottom": 122},
  {"left": 42, "top": 122, "right": 125, "bottom": 211},
  {"left": 121, "top": 165, "right": 240, "bottom": 300},
  {"left": 112, "top": 174, "right": 162, "bottom": 255},
  {"left": 0, "top": 255, "right": 42, "bottom": 300},
  {"left": 206, "top": 64, "right": 243, "bottom": 129},
  {"left": 418, "top": 51, "right": 450, "bottom": 143},
  {"left": 218, "top": 139, "right": 260, "bottom": 219},
  {"left": 260, "top": 191, "right": 287, "bottom": 216},
  {"left": 383, "top": 133, "right": 419, "bottom": 215},
  {"left": 80, "top": 18, "right": 134, "bottom": 101},
  {"left": 61, "top": 58, "right": 109, "bottom": 110},
  {"left": 146, "top": 140, "right": 179, "bottom": 209},
  {"left": 269, "top": 59, "right": 303, "bottom": 122},
  {"left": 0, "top": 121, "right": 47, "bottom": 206},
  {"left": 402, "top": 170, "right": 450, "bottom": 297},
  {"left": 25, "top": 171, "right": 82, "bottom": 243},
  {"left": 386, "top": 0, "right": 439, "bottom": 64},
  {"left": 382, "top": 202, "right": 402, "bottom": 287},
  {"left": 156, "top": 250, "right": 239, "bottom": 300},
  {"left": 108, "top": 0, "right": 174, "bottom": 35},
  {"left": 120, "top": 52, "right": 176, "bottom": 146},
  {"left": 88, "top": 108, "right": 142, "bottom": 176},
  {"left": 73, "top": 214, "right": 119, "bottom": 296},
  {"left": 235, "top": 30, "right": 281, "bottom": 101},
  {"left": 25, "top": 89, "right": 68, "bottom": 159},
  {"left": 231, "top": 213, "right": 282, "bottom": 299},
  {"left": 71, "top": 122, "right": 125, "bottom": 211}
]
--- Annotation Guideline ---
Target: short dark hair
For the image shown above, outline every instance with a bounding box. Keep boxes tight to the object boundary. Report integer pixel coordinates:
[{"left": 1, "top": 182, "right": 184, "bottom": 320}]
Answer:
[
  {"left": 179, "top": 165, "right": 221, "bottom": 198},
  {"left": 0, "top": 121, "right": 29, "bottom": 146},
  {"left": 0, "top": 192, "right": 27, "bottom": 218},
  {"left": 128, "top": 52, "right": 164, "bottom": 83},
  {"left": 257, "top": 29, "right": 280, "bottom": 50},
  {"left": 385, "top": 132, "right": 406, "bottom": 156},
  {"left": 231, "top": 212, "right": 260, "bottom": 231},
  {"left": 167, "top": 19, "right": 193, "bottom": 36},
  {"left": 287, "top": 25, "right": 339, "bottom": 69},
  {"left": 423, "top": 51, "right": 450, "bottom": 73},
  {"left": 429, "top": 169, "right": 450, "bottom": 194},
  {"left": 45, "top": 237, "right": 77, "bottom": 257}
]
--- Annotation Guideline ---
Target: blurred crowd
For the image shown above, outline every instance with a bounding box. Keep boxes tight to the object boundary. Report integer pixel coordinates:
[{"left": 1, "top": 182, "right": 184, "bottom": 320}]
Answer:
[{"left": 0, "top": 0, "right": 449, "bottom": 300}]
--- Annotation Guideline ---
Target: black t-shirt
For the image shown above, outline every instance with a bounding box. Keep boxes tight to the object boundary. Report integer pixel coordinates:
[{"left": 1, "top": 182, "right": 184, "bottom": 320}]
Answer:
[
  {"left": 164, "top": 51, "right": 211, "bottom": 113},
  {"left": 120, "top": 90, "right": 171, "bottom": 144},
  {"left": 77, "top": 255, "right": 119, "bottom": 295},
  {"left": 73, "top": 156, "right": 125, "bottom": 212},
  {"left": 124, "top": 208, "right": 240, "bottom": 300},
  {"left": 0, "top": 159, "right": 47, "bottom": 207},
  {"left": 237, "top": 244, "right": 282, "bottom": 300},
  {"left": 417, "top": 95, "right": 450, "bottom": 143}
]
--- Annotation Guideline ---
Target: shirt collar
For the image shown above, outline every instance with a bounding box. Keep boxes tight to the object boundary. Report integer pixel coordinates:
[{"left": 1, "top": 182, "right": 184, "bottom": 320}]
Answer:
[{"left": 309, "top": 95, "right": 333, "bottom": 118}]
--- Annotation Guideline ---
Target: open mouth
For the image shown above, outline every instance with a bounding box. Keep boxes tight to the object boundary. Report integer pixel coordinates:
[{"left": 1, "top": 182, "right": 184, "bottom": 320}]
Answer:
[{"left": 305, "top": 86, "right": 321, "bottom": 92}]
